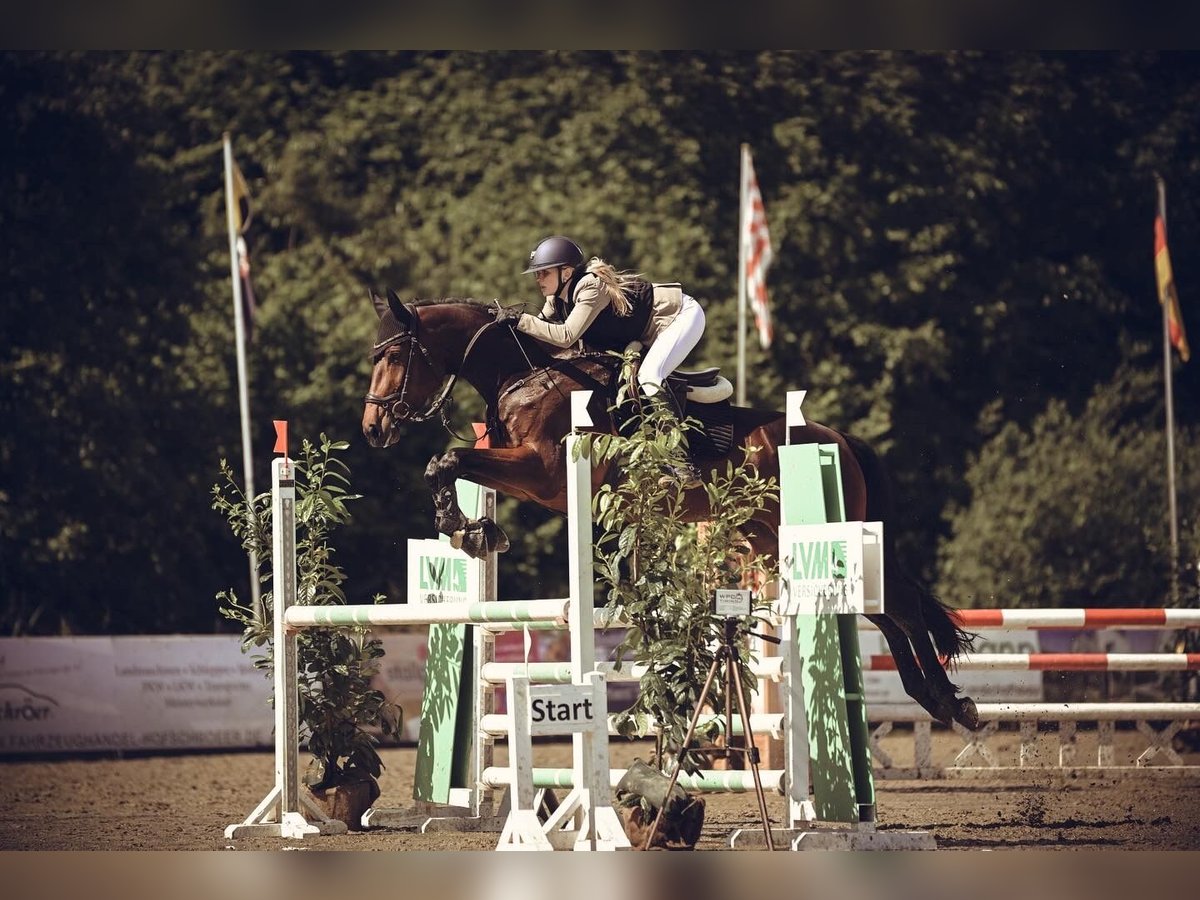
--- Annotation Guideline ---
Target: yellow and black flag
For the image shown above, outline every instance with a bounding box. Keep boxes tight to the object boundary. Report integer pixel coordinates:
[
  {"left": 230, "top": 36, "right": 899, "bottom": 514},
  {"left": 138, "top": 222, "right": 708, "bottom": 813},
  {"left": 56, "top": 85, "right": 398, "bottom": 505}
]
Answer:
[
  {"left": 231, "top": 156, "right": 253, "bottom": 235},
  {"left": 1155, "top": 180, "right": 1190, "bottom": 363}
]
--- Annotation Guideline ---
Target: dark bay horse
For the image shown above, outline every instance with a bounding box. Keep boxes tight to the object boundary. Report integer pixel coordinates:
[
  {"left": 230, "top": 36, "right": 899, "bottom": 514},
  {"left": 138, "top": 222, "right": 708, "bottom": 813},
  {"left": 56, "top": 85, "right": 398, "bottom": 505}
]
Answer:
[{"left": 362, "top": 292, "right": 979, "bottom": 730}]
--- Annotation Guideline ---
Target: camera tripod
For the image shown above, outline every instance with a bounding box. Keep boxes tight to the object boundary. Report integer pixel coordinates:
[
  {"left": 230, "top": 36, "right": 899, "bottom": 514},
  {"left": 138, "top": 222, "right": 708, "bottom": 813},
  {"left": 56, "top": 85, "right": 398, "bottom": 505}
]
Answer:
[{"left": 643, "top": 616, "right": 779, "bottom": 851}]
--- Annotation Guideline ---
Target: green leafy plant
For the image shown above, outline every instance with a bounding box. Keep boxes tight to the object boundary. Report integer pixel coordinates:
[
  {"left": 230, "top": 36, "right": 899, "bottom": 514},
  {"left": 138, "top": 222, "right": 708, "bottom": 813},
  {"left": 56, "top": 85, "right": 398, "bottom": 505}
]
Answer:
[
  {"left": 577, "top": 358, "right": 778, "bottom": 780},
  {"left": 212, "top": 434, "right": 401, "bottom": 789}
]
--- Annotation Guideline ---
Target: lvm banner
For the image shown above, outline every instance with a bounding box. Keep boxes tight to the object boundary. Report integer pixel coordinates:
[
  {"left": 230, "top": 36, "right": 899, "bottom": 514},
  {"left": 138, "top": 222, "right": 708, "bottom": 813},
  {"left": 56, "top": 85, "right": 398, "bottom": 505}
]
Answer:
[
  {"left": 406, "top": 538, "right": 479, "bottom": 605},
  {"left": 776, "top": 521, "right": 884, "bottom": 616}
]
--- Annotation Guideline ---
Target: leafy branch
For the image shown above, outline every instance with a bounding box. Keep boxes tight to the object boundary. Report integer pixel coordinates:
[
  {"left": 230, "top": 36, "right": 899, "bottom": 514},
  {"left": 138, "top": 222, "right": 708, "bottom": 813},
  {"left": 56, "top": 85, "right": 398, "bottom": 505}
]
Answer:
[
  {"left": 576, "top": 359, "right": 778, "bottom": 777},
  {"left": 212, "top": 434, "right": 401, "bottom": 788}
]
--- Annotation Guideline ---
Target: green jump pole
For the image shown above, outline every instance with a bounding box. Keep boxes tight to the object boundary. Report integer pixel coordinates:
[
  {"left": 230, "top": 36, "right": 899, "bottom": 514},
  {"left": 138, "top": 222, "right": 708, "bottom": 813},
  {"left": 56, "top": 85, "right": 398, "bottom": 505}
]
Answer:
[{"left": 778, "top": 441, "right": 874, "bottom": 823}]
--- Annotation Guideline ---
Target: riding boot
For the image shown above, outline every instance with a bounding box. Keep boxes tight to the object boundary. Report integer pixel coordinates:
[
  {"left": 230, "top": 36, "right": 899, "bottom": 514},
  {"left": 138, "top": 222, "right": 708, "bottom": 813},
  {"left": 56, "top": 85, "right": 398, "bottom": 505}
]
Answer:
[{"left": 645, "top": 387, "right": 702, "bottom": 489}]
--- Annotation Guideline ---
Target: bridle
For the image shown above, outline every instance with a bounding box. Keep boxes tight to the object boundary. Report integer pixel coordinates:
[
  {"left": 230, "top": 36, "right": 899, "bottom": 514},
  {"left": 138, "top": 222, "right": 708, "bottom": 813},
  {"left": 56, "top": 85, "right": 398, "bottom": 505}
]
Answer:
[
  {"left": 364, "top": 330, "right": 447, "bottom": 424},
  {"left": 363, "top": 304, "right": 500, "bottom": 440}
]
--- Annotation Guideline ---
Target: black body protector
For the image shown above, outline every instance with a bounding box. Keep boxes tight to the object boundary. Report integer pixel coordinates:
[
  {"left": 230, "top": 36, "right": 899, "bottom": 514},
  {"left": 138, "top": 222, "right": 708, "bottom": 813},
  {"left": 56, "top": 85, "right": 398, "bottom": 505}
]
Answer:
[{"left": 551, "top": 269, "right": 655, "bottom": 352}]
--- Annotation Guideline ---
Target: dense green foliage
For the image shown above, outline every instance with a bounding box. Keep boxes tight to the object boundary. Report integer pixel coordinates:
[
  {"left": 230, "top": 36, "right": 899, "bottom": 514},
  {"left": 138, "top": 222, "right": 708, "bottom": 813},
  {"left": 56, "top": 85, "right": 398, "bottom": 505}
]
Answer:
[
  {"left": 213, "top": 435, "right": 401, "bottom": 786},
  {"left": 2, "top": 51, "right": 1198, "bottom": 634}
]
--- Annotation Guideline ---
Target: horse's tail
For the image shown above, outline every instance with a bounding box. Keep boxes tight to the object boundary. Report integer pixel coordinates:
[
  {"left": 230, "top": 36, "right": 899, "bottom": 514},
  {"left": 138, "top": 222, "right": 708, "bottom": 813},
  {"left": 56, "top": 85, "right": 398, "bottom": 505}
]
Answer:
[{"left": 844, "top": 433, "right": 976, "bottom": 662}]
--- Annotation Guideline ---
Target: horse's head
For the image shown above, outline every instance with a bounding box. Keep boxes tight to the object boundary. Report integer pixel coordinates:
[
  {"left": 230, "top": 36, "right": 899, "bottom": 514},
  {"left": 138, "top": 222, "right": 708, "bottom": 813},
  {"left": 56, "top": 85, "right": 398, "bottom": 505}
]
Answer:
[{"left": 362, "top": 290, "right": 455, "bottom": 448}]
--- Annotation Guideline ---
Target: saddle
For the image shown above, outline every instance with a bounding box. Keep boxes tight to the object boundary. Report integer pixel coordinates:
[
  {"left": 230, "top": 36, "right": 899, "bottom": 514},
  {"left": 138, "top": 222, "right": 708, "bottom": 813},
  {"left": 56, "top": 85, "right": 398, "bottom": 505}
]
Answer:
[
  {"left": 619, "top": 343, "right": 737, "bottom": 459},
  {"left": 619, "top": 339, "right": 734, "bottom": 407},
  {"left": 665, "top": 366, "right": 733, "bottom": 405}
]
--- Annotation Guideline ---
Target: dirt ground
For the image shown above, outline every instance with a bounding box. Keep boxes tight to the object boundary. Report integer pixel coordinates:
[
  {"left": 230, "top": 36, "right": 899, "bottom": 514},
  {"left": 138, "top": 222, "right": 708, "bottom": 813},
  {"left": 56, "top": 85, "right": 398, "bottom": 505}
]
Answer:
[{"left": 2, "top": 728, "right": 1198, "bottom": 852}]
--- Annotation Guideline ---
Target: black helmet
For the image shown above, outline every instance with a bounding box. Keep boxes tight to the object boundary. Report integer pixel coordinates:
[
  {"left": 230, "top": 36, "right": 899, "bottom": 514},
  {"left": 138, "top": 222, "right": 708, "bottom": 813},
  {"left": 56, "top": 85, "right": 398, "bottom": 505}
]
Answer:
[{"left": 523, "top": 235, "right": 585, "bottom": 274}]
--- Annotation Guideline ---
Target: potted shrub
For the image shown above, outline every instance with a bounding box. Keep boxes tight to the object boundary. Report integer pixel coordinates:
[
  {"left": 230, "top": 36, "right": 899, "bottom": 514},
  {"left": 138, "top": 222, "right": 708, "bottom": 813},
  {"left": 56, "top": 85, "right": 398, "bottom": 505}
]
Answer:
[
  {"left": 579, "top": 371, "right": 778, "bottom": 849},
  {"left": 212, "top": 434, "right": 402, "bottom": 830}
]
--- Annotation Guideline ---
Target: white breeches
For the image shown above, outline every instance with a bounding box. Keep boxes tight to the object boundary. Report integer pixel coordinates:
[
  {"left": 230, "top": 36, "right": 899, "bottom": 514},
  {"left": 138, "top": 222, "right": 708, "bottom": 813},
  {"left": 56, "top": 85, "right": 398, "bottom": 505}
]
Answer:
[{"left": 637, "top": 294, "right": 705, "bottom": 396}]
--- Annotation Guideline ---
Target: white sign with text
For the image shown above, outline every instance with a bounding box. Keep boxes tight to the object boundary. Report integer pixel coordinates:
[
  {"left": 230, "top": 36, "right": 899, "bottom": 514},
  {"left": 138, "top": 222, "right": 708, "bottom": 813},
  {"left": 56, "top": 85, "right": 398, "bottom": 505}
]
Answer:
[
  {"left": 776, "top": 521, "right": 884, "bottom": 615},
  {"left": 0, "top": 636, "right": 272, "bottom": 754}
]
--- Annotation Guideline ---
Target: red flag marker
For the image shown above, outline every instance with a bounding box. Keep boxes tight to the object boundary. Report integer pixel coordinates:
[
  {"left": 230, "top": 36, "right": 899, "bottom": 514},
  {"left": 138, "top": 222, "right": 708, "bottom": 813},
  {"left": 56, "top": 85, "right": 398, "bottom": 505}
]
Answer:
[{"left": 273, "top": 420, "right": 288, "bottom": 456}]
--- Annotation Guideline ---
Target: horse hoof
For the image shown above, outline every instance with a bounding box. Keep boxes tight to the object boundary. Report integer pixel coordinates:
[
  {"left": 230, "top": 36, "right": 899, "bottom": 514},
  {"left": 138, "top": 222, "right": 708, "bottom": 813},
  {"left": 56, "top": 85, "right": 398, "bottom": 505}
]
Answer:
[
  {"left": 955, "top": 697, "right": 980, "bottom": 731},
  {"left": 457, "top": 530, "right": 488, "bottom": 559},
  {"left": 491, "top": 526, "right": 510, "bottom": 554},
  {"left": 448, "top": 520, "right": 511, "bottom": 559},
  {"left": 477, "top": 518, "right": 510, "bottom": 555}
]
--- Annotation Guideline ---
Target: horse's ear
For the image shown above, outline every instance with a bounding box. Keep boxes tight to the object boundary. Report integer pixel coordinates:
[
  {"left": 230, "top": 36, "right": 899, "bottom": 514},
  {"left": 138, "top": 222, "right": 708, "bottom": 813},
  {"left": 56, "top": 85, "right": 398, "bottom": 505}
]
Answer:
[
  {"left": 370, "top": 289, "right": 388, "bottom": 319},
  {"left": 386, "top": 289, "right": 413, "bottom": 329}
]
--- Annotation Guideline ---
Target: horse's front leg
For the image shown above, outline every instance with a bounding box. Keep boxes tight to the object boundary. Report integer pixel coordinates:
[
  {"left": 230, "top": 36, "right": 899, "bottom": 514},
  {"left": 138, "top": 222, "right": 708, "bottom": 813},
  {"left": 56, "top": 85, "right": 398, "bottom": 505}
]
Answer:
[
  {"left": 425, "top": 453, "right": 468, "bottom": 537},
  {"left": 424, "top": 452, "right": 510, "bottom": 558},
  {"left": 425, "top": 444, "right": 568, "bottom": 559}
]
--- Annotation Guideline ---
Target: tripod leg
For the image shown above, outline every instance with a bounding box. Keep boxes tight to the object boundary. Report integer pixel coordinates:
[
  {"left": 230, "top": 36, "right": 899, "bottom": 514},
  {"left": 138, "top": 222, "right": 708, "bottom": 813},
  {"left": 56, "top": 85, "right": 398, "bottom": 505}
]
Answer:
[
  {"left": 729, "top": 649, "right": 776, "bottom": 850},
  {"left": 643, "top": 654, "right": 722, "bottom": 851}
]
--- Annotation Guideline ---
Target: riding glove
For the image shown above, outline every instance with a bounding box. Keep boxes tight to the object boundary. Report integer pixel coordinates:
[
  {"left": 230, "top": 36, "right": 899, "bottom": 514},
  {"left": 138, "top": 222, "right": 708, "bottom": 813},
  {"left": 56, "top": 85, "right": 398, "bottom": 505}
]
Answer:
[{"left": 492, "top": 306, "right": 524, "bottom": 327}]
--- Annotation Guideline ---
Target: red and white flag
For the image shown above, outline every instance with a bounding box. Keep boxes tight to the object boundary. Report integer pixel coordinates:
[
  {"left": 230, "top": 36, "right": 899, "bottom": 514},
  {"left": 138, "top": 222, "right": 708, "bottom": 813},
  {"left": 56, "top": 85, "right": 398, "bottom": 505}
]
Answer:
[{"left": 742, "top": 146, "right": 774, "bottom": 348}]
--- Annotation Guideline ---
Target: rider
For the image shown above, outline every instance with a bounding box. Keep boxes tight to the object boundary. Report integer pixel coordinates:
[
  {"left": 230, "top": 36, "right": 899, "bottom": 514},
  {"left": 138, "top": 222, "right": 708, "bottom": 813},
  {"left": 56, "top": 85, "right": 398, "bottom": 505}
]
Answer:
[{"left": 492, "top": 235, "right": 705, "bottom": 487}]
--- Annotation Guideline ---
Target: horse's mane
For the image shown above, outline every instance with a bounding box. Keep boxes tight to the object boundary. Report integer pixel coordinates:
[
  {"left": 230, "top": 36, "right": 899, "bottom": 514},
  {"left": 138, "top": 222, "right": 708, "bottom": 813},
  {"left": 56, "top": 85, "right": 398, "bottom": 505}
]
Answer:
[{"left": 407, "top": 297, "right": 493, "bottom": 309}]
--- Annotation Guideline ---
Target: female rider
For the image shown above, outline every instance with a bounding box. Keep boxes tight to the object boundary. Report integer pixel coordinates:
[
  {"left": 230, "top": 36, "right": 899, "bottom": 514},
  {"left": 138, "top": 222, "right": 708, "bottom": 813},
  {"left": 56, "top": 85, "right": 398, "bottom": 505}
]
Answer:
[{"left": 493, "top": 235, "right": 705, "bottom": 486}]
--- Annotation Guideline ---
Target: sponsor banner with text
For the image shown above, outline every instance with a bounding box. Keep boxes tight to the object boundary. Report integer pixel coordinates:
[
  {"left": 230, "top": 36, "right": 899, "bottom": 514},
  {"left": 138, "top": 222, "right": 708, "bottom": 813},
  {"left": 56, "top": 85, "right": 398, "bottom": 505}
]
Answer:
[{"left": 0, "top": 636, "right": 273, "bottom": 754}]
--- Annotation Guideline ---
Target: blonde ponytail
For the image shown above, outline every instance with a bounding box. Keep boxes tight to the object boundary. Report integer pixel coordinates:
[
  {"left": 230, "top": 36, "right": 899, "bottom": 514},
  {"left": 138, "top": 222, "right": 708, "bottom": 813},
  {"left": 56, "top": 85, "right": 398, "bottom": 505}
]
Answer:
[{"left": 586, "top": 257, "right": 641, "bottom": 317}]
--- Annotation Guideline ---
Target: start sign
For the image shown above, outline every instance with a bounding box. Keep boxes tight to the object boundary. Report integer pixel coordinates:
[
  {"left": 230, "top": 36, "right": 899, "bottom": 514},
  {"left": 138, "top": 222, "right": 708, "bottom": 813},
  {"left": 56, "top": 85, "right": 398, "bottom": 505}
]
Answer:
[
  {"left": 525, "top": 682, "right": 603, "bottom": 737},
  {"left": 776, "top": 521, "right": 885, "bottom": 616}
]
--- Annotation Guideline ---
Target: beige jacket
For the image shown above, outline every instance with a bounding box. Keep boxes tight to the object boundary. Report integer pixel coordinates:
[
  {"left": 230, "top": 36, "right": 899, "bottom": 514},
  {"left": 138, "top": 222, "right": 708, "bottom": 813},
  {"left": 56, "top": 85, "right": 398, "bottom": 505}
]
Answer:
[{"left": 515, "top": 274, "right": 685, "bottom": 349}]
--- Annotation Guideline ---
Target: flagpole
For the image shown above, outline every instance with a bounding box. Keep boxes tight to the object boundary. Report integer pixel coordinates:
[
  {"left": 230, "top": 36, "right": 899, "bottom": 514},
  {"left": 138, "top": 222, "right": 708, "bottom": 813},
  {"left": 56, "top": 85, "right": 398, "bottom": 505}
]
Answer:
[
  {"left": 736, "top": 143, "right": 749, "bottom": 407},
  {"left": 223, "top": 132, "right": 262, "bottom": 619},
  {"left": 1156, "top": 177, "right": 1181, "bottom": 607}
]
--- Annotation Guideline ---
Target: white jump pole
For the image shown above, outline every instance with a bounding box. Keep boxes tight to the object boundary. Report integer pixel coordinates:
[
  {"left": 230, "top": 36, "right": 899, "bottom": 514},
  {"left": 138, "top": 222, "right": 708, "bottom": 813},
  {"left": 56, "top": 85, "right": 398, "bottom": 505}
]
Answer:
[
  {"left": 495, "top": 391, "right": 630, "bottom": 850},
  {"left": 226, "top": 440, "right": 346, "bottom": 838}
]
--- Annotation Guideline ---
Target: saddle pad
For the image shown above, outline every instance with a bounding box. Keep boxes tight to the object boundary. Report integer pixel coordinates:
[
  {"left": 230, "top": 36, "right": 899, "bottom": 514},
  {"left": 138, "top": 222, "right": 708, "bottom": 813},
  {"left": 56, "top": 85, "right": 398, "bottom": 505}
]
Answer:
[{"left": 687, "top": 401, "right": 736, "bottom": 458}]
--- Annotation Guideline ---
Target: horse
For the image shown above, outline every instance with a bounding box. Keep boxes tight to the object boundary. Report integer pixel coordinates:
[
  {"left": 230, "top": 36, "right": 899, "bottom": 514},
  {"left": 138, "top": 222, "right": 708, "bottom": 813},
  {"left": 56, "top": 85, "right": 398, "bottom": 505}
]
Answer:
[{"left": 362, "top": 290, "right": 980, "bottom": 730}]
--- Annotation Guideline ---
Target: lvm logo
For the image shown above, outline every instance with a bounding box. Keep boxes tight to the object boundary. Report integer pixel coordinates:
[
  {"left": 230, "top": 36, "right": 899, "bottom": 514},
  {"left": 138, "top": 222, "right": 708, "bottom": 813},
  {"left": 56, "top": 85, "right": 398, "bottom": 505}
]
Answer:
[
  {"left": 406, "top": 538, "right": 477, "bottom": 605},
  {"left": 776, "top": 521, "right": 883, "bottom": 616},
  {"left": 419, "top": 555, "right": 468, "bottom": 595},
  {"left": 790, "top": 538, "right": 848, "bottom": 582}
]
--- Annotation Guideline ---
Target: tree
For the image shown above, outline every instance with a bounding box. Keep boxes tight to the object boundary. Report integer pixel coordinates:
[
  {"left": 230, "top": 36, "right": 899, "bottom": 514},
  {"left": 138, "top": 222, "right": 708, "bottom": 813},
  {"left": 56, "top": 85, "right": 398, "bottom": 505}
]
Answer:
[
  {"left": 583, "top": 396, "right": 777, "bottom": 767},
  {"left": 213, "top": 434, "right": 401, "bottom": 797},
  {"left": 0, "top": 52, "right": 234, "bottom": 633},
  {"left": 5, "top": 51, "right": 1200, "bottom": 634},
  {"left": 936, "top": 360, "right": 1198, "bottom": 608}
]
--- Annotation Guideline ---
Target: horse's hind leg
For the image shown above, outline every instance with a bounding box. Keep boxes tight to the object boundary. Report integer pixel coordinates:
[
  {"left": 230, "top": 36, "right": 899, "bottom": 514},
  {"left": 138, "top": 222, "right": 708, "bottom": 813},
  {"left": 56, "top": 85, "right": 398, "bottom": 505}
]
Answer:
[
  {"left": 876, "top": 574, "right": 979, "bottom": 730},
  {"left": 903, "top": 617, "right": 979, "bottom": 731},
  {"left": 866, "top": 614, "right": 946, "bottom": 723}
]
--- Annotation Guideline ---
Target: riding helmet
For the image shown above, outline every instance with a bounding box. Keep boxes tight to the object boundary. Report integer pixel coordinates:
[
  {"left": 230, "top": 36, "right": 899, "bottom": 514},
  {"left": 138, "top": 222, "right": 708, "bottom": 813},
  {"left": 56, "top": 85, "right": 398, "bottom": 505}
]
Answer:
[{"left": 522, "top": 235, "right": 585, "bottom": 274}]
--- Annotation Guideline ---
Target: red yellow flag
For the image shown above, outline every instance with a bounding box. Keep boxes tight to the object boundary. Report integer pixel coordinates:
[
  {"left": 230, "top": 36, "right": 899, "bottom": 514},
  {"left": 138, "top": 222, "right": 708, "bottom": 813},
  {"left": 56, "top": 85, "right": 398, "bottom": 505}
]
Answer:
[{"left": 1155, "top": 188, "right": 1190, "bottom": 363}]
